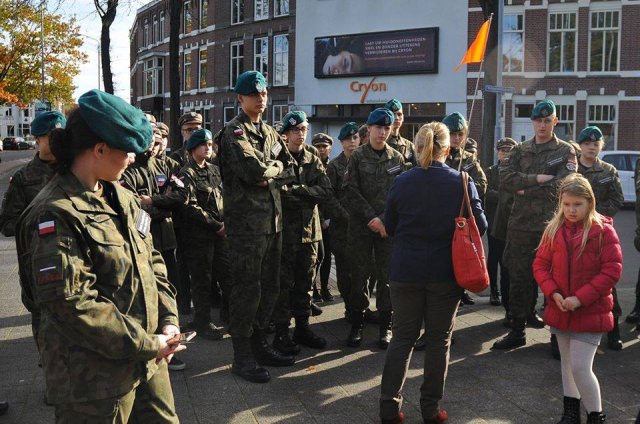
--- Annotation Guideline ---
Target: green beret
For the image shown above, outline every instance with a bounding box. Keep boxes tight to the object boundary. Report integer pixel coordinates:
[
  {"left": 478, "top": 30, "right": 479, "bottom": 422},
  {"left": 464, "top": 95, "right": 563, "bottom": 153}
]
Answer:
[
  {"left": 366, "top": 108, "right": 394, "bottom": 126},
  {"left": 280, "top": 111, "right": 307, "bottom": 134},
  {"left": 234, "top": 71, "right": 267, "bottom": 95},
  {"left": 384, "top": 99, "right": 402, "bottom": 113},
  {"left": 157, "top": 122, "right": 169, "bottom": 137},
  {"left": 77, "top": 89, "right": 152, "bottom": 154},
  {"left": 186, "top": 129, "right": 212, "bottom": 150},
  {"left": 442, "top": 112, "right": 467, "bottom": 133},
  {"left": 339, "top": 122, "right": 359, "bottom": 140},
  {"left": 497, "top": 137, "right": 517, "bottom": 150},
  {"left": 577, "top": 126, "right": 603, "bottom": 143},
  {"left": 531, "top": 99, "right": 556, "bottom": 119},
  {"left": 312, "top": 133, "right": 333, "bottom": 146},
  {"left": 31, "top": 111, "right": 66, "bottom": 136}
]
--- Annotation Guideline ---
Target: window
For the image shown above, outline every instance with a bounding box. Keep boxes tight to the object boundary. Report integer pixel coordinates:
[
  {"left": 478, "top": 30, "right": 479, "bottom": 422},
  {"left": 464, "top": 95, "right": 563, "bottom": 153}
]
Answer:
[
  {"left": 184, "top": 1, "right": 192, "bottom": 33},
  {"left": 199, "top": 49, "right": 207, "bottom": 89},
  {"left": 143, "top": 20, "right": 149, "bottom": 46},
  {"left": 588, "top": 104, "right": 616, "bottom": 149},
  {"left": 159, "top": 11, "right": 165, "bottom": 40},
  {"left": 156, "top": 58, "right": 164, "bottom": 94},
  {"left": 272, "top": 104, "right": 289, "bottom": 126},
  {"left": 548, "top": 12, "right": 577, "bottom": 72},
  {"left": 230, "top": 41, "right": 244, "bottom": 88},
  {"left": 589, "top": 10, "right": 619, "bottom": 72},
  {"left": 255, "top": 0, "right": 269, "bottom": 20},
  {"left": 184, "top": 52, "right": 193, "bottom": 91},
  {"left": 514, "top": 103, "right": 534, "bottom": 118},
  {"left": 555, "top": 104, "right": 575, "bottom": 141},
  {"left": 274, "top": 0, "right": 288, "bottom": 17},
  {"left": 232, "top": 0, "right": 244, "bottom": 24},
  {"left": 254, "top": 37, "right": 268, "bottom": 79},
  {"left": 273, "top": 34, "right": 288, "bottom": 86},
  {"left": 152, "top": 16, "right": 157, "bottom": 43},
  {"left": 503, "top": 14, "right": 524, "bottom": 72},
  {"left": 224, "top": 106, "right": 236, "bottom": 124},
  {"left": 200, "top": 0, "right": 209, "bottom": 28},
  {"left": 144, "top": 59, "right": 154, "bottom": 95},
  {"left": 144, "top": 58, "right": 164, "bottom": 96}
]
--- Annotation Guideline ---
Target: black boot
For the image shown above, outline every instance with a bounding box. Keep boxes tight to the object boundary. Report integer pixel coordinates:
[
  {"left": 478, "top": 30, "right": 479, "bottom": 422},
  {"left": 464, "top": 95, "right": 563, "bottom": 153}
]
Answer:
[
  {"left": 526, "top": 311, "right": 545, "bottom": 328},
  {"left": 364, "top": 308, "right": 379, "bottom": 324},
  {"left": 556, "top": 396, "right": 581, "bottom": 424},
  {"left": 625, "top": 305, "right": 640, "bottom": 324},
  {"left": 490, "top": 289, "right": 501, "bottom": 306},
  {"left": 272, "top": 324, "right": 300, "bottom": 355},
  {"left": 606, "top": 320, "right": 623, "bottom": 351},
  {"left": 312, "top": 287, "right": 322, "bottom": 302},
  {"left": 195, "top": 321, "right": 224, "bottom": 341},
  {"left": 347, "top": 311, "right": 365, "bottom": 347},
  {"left": 414, "top": 333, "right": 426, "bottom": 351},
  {"left": 320, "top": 287, "right": 334, "bottom": 302},
  {"left": 231, "top": 337, "right": 270, "bottom": 383},
  {"left": 379, "top": 311, "right": 393, "bottom": 350},
  {"left": 492, "top": 319, "right": 526, "bottom": 350},
  {"left": 586, "top": 411, "right": 606, "bottom": 424},
  {"left": 251, "top": 329, "right": 296, "bottom": 367},
  {"left": 293, "top": 317, "right": 326, "bottom": 349},
  {"left": 461, "top": 291, "right": 475, "bottom": 305},
  {"left": 551, "top": 334, "right": 561, "bottom": 360},
  {"left": 310, "top": 302, "right": 323, "bottom": 316}
]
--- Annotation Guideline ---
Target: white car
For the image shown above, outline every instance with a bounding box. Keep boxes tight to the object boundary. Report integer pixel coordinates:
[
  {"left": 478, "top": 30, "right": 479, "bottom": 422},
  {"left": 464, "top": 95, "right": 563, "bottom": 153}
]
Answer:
[{"left": 598, "top": 150, "right": 640, "bottom": 204}]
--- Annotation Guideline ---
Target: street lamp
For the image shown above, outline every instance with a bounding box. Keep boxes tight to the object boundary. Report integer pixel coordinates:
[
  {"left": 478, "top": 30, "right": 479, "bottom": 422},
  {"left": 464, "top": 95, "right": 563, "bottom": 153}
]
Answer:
[{"left": 79, "top": 33, "right": 102, "bottom": 91}]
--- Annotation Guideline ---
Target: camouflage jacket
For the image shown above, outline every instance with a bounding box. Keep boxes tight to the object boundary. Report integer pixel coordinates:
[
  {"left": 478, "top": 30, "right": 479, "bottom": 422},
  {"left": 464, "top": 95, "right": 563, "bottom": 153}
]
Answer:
[
  {"left": 326, "top": 152, "right": 351, "bottom": 226},
  {"left": 488, "top": 161, "right": 514, "bottom": 241},
  {"left": 578, "top": 158, "right": 624, "bottom": 218},
  {"left": 16, "top": 172, "right": 178, "bottom": 404},
  {"left": 281, "top": 148, "right": 332, "bottom": 244},
  {"left": 343, "top": 143, "right": 405, "bottom": 226},
  {"left": 445, "top": 147, "right": 487, "bottom": 198},
  {"left": 0, "top": 153, "right": 55, "bottom": 236},
  {"left": 485, "top": 163, "right": 501, "bottom": 227},
  {"left": 388, "top": 134, "right": 417, "bottom": 167},
  {"left": 175, "top": 159, "right": 225, "bottom": 237},
  {"left": 169, "top": 145, "right": 189, "bottom": 170},
  {"left": 501, "top": 134, "right": 577, "bottom": 233},
  {"left": 219, "top": 111, "right": 295, "bottom": 235}
]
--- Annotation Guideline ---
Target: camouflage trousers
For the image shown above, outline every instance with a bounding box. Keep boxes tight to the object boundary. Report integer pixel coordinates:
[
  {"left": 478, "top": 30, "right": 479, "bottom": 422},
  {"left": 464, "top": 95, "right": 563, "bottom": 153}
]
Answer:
[
  {"left": 272, "top": 241, "right": 319, "bottom": 325},
  {"left": 348, "top": 225, "right": 392, "bottom": 313},
  {"left": 330, "top": 225, "right": 352, "bottom": 310},
  {"left": 184, "top": 235, "right": 230, "bottom": 325},
  {"left": 228, "top": 232, "right": 282, "bottom": 338},
  {"left": 504, "top": 230, "right": 542, "bottom": 323},
  {"left": 54, "top": 361, "right": 178, "bottom": 424}
]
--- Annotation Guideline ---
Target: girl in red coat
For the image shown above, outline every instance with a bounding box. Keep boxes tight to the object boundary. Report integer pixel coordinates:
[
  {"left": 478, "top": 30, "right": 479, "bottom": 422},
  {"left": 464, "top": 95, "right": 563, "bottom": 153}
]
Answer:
[{"left": 533, "top": 174, "right": 622, "bottom": 424}]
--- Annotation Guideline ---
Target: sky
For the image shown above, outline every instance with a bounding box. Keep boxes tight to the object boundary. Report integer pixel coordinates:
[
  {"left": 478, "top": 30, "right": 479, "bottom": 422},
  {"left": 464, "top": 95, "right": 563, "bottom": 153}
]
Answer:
[{"left": 53, "top": 1, "right": 145, "bottom": 103}]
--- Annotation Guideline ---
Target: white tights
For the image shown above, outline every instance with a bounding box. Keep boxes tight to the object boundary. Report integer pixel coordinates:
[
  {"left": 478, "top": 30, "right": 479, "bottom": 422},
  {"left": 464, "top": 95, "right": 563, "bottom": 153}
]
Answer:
[{"left": 556, "top": 334, "right": 602, "bottom": 413}]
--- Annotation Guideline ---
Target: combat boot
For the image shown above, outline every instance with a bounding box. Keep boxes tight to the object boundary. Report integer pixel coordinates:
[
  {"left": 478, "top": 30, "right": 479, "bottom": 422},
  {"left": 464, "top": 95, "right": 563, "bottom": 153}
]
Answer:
[
  {"left": 461, "top": 291, "right": 475, "bottom": 305},
  {"left": 556, "top": 396, "right": 581, "bottom": 424},
  {"left": 196, "top": 321, "right": 224, "bottom": 341},
  {"left": 364, "top": 308, "right": 379, "bottom": 324},
  {"left": 251, "top": 329, "right": 296, "bottom": 367},
  {"left": 606, "top": 320, "right": 623, "bottom": 351},
  {"left": 526, "top": 311, "right": 545, "bottom": 328},
  {"left": 311, "top": 302, "right": 323, "bottom": 316},
  {"left": 379, "top": 311, "right": 393, "bottom": 350},
  {"left": 320, "top": 287, "right": 334, "bottom": 302},
  {"left": 293, "top": 317, "right": 326, "bottom": 349},
  {"left": 586, "top": 412, "right": 606, "bottom": 424},
  {"left": 347, "top": 311, "right": 365, "bottom": 347},
  {"left": 489, "top": 289, "right": 501, "bottom": 306},
  {"left": 312, "top": 286, "right": 322, "bottom": 302},
  {"left": 491, "top": 319, "right": 526, "bottom": 350},
  {"left": 231, "top": 337, "right": 270, "bottom": 383},
  {"left": 272, "top": 324, "right": 300, "bottom": 355},
  {"left": 625, "top": 305, "right": 640, "bottom": 324}
]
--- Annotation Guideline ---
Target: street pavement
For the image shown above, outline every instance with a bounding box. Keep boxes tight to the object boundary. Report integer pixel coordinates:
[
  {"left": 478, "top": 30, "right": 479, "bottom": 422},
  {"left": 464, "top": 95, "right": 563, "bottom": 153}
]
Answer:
[{"left": 0, "top": 152, "right": 639, "bottom": 423}]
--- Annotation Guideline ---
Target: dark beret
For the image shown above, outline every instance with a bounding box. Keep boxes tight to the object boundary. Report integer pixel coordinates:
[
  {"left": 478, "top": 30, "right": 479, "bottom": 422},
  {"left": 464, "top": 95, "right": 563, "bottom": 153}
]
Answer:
[
  {"left": 186, "top": 129, "right": 213, "bottom": 150},
  {"left": 234, "top": 71, "right": 267, "bottom": 95},
  {"left": 384, "top": 99, "right": 402, "bottom": 113},
  {"left": 77, "top": 89, "right": 152, "bottom": 154},
  {"left": 577, "top": 126, "right": 603, "bottom": 143},
  {"left": 339, "top": 122, "right": 360, "bottom": 140},
  {"left": 31, "top": 111, "right": 66, "bottom": 136},
  {"left": 531, "top": 99, "right": 556, "bottom": 119},
  {"left": 442, "top": 112, "right": 467, "bottom": 133},
  {"left": 178, "top": 112, "right": 203, "bottom": 127},
  {"left": 279, "top": 111, "right": 307, "bottom": 134},
  {"left": 497, "top": 137, "right": 517, "bottom": 150},
  {"left": 312, "top": 133, "right": 333, "bottom": 146},
  {"left": 464, "top": 137, "right": 478, "bottom": 154},
  {"left": 366, "top": 108, "right": 394, "bottom": 126}
]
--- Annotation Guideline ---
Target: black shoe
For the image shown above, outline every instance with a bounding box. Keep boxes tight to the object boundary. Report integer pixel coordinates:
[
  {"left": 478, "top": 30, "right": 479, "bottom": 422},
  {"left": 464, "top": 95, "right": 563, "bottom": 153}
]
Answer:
[
  {"left": 347, "top": 311, "right": 364, "bottom": 347},
  {"left": 0, "top": 401, "right": 8, "bottom": 416},
  {"left": 293, "top": 325, "right": 327, "bottom": 349},
  {"left": 364, "top": 308, "right": 379, "bottom": 324},
  {"left": 168, "top": 356, "right": 186, "bottom": 371},
  {"left": 625, "top": 306, "right": 640, "bottom": 324},
  {"left": 379, "top": 311, "right": 393, "bottom": 350},
  {"left": 232, "top": 361, "right": 271, "bottom": 383},
  {"left": 551, "top": 334, "right": 561, "bottom": 360},
  {"left": 196, "top": 322, "right": 224, "bottom": 341},
  {"left": 251, "top": 331, "right": 296, "bottom": 367},
  {"left": 491, "top": 330, "right": 526, "bottom": 350},
  {"left": 526, "top": 312, "right": 545, "bottom": 329},
  {"left": 489, "top": 290, "right": 501, "bottom": 306},
  {"left": 321, "top": 287, "right": 334, "bottom": 302},
  {"left": 557, "top": 396, "right": 581, "bottom": 424},
  {"left": 273, "top": 325, "right": 301, "bottom": 355},
  {"left": 414, "top": 333, "right": 426, "bottom": 351},
  {"left": 461, "top": 291, "right": 475, "bottom": 305},
  {"left": 312, "top": 287, "right": 322, "bottom": 302},
  {"left": 586, "top": 411, "right": 606, "bottom": 424},
  {"left": 311, "top": 302, "right": 323, "bottom": 316},
  {"left": 607, "top": 321, "right": 623, "bottom": 351}
]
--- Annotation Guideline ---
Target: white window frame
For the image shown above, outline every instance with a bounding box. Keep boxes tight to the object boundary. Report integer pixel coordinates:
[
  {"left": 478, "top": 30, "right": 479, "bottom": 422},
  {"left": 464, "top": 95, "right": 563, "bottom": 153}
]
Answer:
[
  {"left": 183, "top": 51, "right": 193, "bottom": 91},
  {"left": 231, "top": 0, "right": 244, "bottom": 25},
  {"left": 159, "top": 11, "right": 165, "bottom": 40},
  {"left": 273, "top": 34, "right": 288, "bottom": 86},
  {"left": 588, "top": 10, "right": 620, "bottom": 73},
  {"left": 272, "top": 104, "right": 289, "bottom": 126},
  {"left": 143, "top": 57, "right": 164, "bottom": 96},
  {"left": 255, "top": 0, "right": 269, "bottom": 20},
  {"left": 152, "top": 15, "right": 158, "bottom": 44},
  {"left": 230, "top": 41, "right": 244, "bottom": 88},
  {"left": 503, "top": 13, "right": 524, "bottom": 73},
  {"left": 200, "top": 0, "right": 209, "bottom": 29},
  {"left": 224, "top": 106, "right": 236, "bottom": 124},
  {"left": 254, "top": 37, "right": 268, "bottom": 80},
  {"left": 183, "top": 1, "right": 192, "bottom": 34},
  {"left": 553, "top": 102, "right": 576, "bottom": 141},
  {"left": 587, "top": 100, "right": 618, "bottom": 150},
  {"left": 143, "top": 20, "right": 149, "bottom": 46},
  {"left": 274, "top": 0, "right": 288, "bottom": 17},
  {"left": 199, "top": 48, "right": 208, "bottom": 89},
  {"left": 547, "top": 11, "right": 578, "bottom": 73}
]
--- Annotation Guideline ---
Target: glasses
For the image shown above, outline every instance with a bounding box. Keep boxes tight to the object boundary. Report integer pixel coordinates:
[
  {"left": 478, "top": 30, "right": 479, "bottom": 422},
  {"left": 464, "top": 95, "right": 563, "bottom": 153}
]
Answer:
[
  {"left": 290, "top": 127, "right": 309, "bottom": 134},
  {"left": 182, "top": 127, "right": 200, "bottom": 133},
  {"left": 497, "top": 148, "right": 513, "bottom": 153}
]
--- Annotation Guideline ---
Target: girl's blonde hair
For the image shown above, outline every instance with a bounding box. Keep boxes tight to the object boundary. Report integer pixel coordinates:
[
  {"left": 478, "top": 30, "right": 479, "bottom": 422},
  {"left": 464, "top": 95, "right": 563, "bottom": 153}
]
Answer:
[
  {"left": 414, "top": 122, "right": 450, "bottom": 169},
  {"left": 538, "top": 173, "right": 604, "bottom": 256}
]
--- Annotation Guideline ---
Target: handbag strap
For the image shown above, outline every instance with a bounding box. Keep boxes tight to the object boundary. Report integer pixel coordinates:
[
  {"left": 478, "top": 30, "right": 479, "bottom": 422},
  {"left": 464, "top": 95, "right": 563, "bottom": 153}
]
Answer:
[{"left": 458, "top": 171, "right": 473, "bottom": 219}]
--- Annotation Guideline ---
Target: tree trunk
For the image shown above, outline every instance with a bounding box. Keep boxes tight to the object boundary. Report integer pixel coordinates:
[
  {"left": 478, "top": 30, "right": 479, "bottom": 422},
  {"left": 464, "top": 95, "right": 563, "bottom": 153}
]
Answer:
[
  {"left": 96, "top": 0, "right": 118, "bottom": 94},
  {"left": 479, "top": 0, "right": 499, "bottom": 168},
  {"left": 169, "top": 0, "right": 182, "bottom": 148}
]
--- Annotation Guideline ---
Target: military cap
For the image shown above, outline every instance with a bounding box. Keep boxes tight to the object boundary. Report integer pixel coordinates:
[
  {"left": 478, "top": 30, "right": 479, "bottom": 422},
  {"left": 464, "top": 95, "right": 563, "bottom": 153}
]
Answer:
[
  {"left": 31, "top": 111, "right": 66, "bottom": 136},
  {"left": 384, "top": 99, "right": 403, "bottom": 113},
  {"left": 152, "top": 125, "right": 162, "bottom": 138},
  {"left": 339, "top": 122, "right": 360, "bottom": 140},
  {"left": 442, "top": 112, "right": 467, "bottom": 133},
  {"left": 577, "top": 126, "right": 603, "bottom": 143},
  {"left": 144, "top": 113, "right": 157, "bottom": 124},
  {"left": 279, "top": 111, "right": 307, "bottom": 134},
  {"left": 531, "top": 99, "right": 556, "bottom": 119},
  {"left": 178, "top": 111, "right": 203, "bottom": 128},
  {"left": 366, "top": 108, "right": 394, "bottom": 126},
  {"left": 186, "top": 128, "right": 213, "bottom": 150},
  {"left": 156, "top": 122, "right": 169, "bottom": 137},
  {"left": 496, "top": 137, "right": 517, "bottom": 150},
  {"left": 465, "top": 137, "right": 478, "bottom": 154},
  {"left": 312, "top": 133, "right": 333, "bottom": 146},
  {"left": 234, "top": 70, "right": 267, "bottom": 95},
  {"left": 77, "top": 89, "right": 152, "bottom": 154}
]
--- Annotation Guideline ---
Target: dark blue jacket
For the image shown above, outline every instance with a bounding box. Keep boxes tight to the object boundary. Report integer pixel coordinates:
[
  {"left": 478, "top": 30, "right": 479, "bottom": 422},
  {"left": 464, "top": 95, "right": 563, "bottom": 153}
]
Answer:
[{"left": 384, "top": 162, "right": 487, "bottom": 284}]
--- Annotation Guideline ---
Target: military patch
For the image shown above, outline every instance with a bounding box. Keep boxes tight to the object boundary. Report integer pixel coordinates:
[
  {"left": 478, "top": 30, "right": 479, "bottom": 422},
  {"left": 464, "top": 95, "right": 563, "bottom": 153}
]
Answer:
[
  {"left": 233, "top": 128, "right": 244, "bottom": 136},
  {"left": 566, "top": 161, "right": 577, "bottom": 171},
  {"left": 170, "top": 175, "right": 184, "bottom": 188},
  {"left": 387, "top": 164, "right": 402, "bottom": 175},
  {"left": 256, "top": 80, "right": 267, "bottom": 92},
  {"left": 591, "top": 133, "right": 597, "bottom": 141},
  {"left": 155, "top": 174, "right": 167, "bottom": 187},
  {"left": 36, "top": 262, "right": 63, "bottom": 285},
  {"left": 135, "top": 210, "right": 151, "bottom": 238},
  {"left": 289, "top": 117, "right": 297, "bottom": 126},
  {"left": 271, "top": 142, "right": 283, "bottom": 157},
  {"left": 463, "top": 163, "right": 474, "bottom": 171},
  {"left": 598, "top": 176, "right": 613, "bottom": 184},
  {"left": 38, "top": 220, "right": 56, "bottom": 236},
  {"left": 547, "top": 157, "right": 564, "bottom": 167},
  {"left": 541, "top": 109, "right": 549, "bottom": 117}
]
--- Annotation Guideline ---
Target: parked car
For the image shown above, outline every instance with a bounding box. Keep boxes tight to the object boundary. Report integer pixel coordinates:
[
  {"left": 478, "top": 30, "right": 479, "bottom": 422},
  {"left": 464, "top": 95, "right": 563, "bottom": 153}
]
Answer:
[
  {"left": 24, "top": 135, "right": 37, "bottom": 149},
  {"left": 2, "top": 136, "right": 29, "bottom": 150},
  {"left": 599, "top": 150, "right": 640, "bottom": 204}
]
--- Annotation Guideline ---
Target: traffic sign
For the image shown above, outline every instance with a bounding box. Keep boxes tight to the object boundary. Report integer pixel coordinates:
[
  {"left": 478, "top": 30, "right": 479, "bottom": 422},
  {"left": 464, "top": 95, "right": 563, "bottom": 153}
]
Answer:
[{"left": 484, "top": 85, "right": 514, "bottom": 94}]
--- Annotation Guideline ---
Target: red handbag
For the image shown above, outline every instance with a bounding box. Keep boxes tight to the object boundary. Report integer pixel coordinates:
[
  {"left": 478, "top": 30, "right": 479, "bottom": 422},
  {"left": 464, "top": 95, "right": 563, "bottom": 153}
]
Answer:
[{"left": 452, "top": 172, "right": 489, "bottom": 293}]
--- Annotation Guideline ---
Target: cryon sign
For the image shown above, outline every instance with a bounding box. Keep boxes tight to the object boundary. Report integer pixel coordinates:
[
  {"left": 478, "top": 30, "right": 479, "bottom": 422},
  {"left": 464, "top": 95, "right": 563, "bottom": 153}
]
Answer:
[{"left": 350, "top": 77, "right": 387, "bottom": 104}]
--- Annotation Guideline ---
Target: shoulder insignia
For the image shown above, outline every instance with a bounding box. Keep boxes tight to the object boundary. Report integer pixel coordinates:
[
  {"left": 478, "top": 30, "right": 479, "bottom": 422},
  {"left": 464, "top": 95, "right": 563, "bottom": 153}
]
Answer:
[
  {"left": 463, "top": 162, "right": 474, "bottom": 171},
  {"left": 36, "top": 256, "right": 63, "bottom": 285},
  {"left": 271, "top": 142, "right": 283, "bottom": 157},
  {"left": 598, "top": 176, "right": 613, "bottom": 184},
  {"left": 387, "top": 164, "right": 402, "bottom": 175},
  {"left": 155, "top": 174, "right": 167, "bottom": 187},
  {"left": 566, "top": 162, "right": 577, "bottom": 171},
  {"left": 38, "top": 213, "right": 56, "bottom": 236},
  {"left": 135, "top": 210, "right": 151, "bottom": 238},
  {"left": 233, "top": 128, "right": 244, "bottom": 136}
]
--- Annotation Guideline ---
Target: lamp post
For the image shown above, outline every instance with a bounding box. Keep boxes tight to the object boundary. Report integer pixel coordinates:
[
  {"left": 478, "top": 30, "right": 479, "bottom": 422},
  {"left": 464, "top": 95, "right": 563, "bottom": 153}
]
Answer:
[
  {"left": 40, "top": 0, "right": 45, "bottom": 102},
  {"left": 80, "top": 34, "right": 102, "bottom": 91}
]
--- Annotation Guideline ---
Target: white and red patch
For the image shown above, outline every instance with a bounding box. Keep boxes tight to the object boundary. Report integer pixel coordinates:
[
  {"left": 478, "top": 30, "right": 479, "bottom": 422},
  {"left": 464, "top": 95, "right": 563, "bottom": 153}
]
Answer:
[
  {"left": 155, "top": 174, "right": 168, "bottom": 187},
  {"left": 233, "top": 128, "right": 244, "bottom": 136},
  {"left": 38, "top": 220, "right": 55, "bottom": 236}
]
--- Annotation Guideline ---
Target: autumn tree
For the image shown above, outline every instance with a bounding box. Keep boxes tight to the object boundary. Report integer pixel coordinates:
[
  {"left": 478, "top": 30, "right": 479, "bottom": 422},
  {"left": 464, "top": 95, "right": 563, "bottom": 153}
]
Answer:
[{"left": 0, "top": 0, "right": 87, "bottom": 105}]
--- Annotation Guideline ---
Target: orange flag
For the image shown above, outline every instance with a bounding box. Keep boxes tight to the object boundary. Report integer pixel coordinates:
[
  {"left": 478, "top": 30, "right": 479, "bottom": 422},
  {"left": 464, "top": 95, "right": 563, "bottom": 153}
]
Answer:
[{"left": 455, "top": 18, "right": 491, "bottom": 71}]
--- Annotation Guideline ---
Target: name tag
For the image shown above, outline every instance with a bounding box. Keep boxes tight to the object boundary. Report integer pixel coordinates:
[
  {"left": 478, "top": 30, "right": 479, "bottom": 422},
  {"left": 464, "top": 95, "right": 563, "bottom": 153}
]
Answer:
[
  {"left": 271, "top": 142, "right": 282, "bottom": 157},
  {"left": 136, "top": 210, "right": 151, "bottom": 238}
]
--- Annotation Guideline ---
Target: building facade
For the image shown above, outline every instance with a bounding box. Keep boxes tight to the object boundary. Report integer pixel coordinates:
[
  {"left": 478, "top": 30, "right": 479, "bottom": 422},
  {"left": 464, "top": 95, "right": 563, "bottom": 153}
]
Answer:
[{"left": 0, "top": 105, "right": 35, "bottom": 139}]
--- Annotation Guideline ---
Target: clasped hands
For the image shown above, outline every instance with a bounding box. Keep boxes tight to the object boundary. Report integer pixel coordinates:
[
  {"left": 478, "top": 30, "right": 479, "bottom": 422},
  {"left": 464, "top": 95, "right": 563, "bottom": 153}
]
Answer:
[{"left": 552, "top": 292, "right": 582, "bottom": 312}]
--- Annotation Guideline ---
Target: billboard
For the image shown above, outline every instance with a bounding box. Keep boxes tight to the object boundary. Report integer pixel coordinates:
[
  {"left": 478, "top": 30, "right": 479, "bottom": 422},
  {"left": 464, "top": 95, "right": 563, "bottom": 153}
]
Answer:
[{"left": 314, "top": 28, "right": 438, "bottom": 78}]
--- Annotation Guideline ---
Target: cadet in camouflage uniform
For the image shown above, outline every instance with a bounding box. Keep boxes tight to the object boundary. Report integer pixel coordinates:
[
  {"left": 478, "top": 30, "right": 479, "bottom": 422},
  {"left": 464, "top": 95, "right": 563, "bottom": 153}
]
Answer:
[
  {"left": 271, "top": 112, "right": 332, "bottom": 355},
  {"left": 170, "top": 112, "right": 202, "bottom": 169},
  {"left": 16, "top": 90, "right": 181, "bottom": 423},
  {"left": 343, "top": 108, "right": 406, "bottom": 349},
  {"left": 384, "top": 99, "right": 417, "bottom": 167},
  {"left": 156, "top": 122, "right": 182, "bottom": 175},
  {"left": 576, "top": 126, "right": 625, "bottom": 350},
  {"left": 219, "top": 71, "right": 296, "bottom": 383},
  {"left": 493, "top": 100, "right": 577, "bottom": 350}
]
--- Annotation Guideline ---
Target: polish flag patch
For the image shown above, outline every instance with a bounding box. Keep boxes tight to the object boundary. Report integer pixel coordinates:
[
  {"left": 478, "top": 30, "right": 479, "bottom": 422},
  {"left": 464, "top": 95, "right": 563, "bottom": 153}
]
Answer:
[
  {"left": 155, "top": 174, "right": 168, "bottom": 187},
  {"left": 38, "top": 220, "right": 56, "bottom": 236},
  {"left": 234, "top": 128, "right": 244, "bottom": 136}
]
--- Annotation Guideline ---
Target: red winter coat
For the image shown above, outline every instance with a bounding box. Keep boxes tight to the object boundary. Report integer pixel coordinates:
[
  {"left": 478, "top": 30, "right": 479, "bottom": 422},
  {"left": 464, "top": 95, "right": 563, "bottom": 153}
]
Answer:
[{"left": 533, "top": 217, "right": 622, "bottom": 333}]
